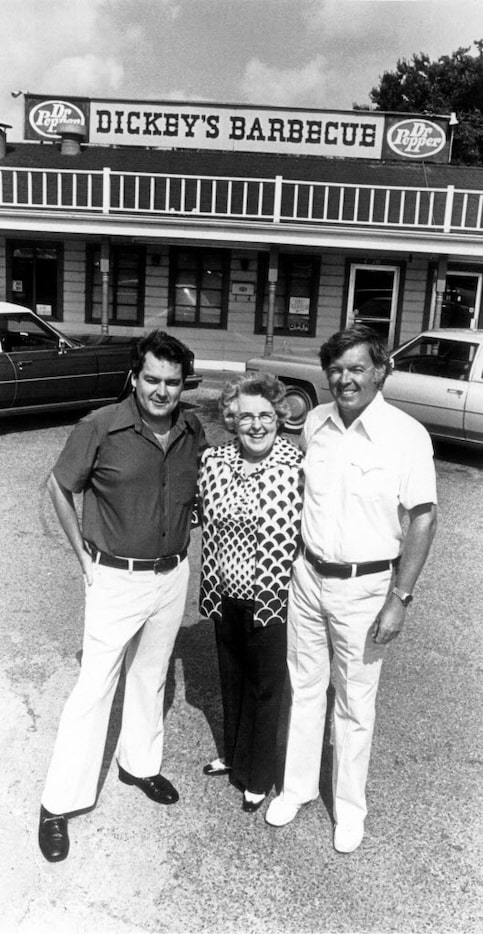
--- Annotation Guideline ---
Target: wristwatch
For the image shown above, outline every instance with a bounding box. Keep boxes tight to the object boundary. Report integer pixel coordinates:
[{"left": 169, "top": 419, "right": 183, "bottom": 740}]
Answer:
[{"left": 392, "top": 586, "right": 413, "bottom": 607}]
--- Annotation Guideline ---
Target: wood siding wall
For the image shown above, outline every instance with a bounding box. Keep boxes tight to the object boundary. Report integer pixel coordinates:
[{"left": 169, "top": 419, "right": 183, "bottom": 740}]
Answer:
[{"left": 0, "top": 236, "right": 465, "bottom": 364}]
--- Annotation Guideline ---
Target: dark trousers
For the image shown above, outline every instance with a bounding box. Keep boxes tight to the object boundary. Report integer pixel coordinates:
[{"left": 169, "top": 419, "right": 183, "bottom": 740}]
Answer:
[{"left": 215, "top": 595, "right": 287, "bottom": 795}]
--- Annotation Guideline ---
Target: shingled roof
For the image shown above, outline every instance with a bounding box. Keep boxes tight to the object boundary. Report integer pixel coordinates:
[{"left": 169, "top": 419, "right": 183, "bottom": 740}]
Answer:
[{"left": 3, "top": 140, "right": 483, "bottom": 191}]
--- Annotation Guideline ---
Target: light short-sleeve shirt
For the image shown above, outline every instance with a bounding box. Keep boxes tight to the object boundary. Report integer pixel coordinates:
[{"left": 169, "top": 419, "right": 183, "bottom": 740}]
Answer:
[{"left": 300, "top": 392, "right": 437, "bottom": 563}]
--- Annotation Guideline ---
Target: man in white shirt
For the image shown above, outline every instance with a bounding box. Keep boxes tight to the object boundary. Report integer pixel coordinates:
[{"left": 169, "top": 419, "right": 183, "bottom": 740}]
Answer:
[{"left": 265, "top": 324, "right": 437, "bottom": 853}]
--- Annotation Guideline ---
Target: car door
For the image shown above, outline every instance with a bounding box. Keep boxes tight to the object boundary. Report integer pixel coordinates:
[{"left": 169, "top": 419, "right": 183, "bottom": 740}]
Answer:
[
  {"left": 384, "top": 335, "right": 477, "bottom": 442},
  {"left": 4, "top": 313, "right": 98, "bottom": 409},
  {"left": 83, "top": 339, "right": 134, "bottom": 400},
  {"left": 0, "top": 346, "right": 16, "bottom": 411},
  {"left": 463, "top": 345, "right": 483, "bottom": 445}
]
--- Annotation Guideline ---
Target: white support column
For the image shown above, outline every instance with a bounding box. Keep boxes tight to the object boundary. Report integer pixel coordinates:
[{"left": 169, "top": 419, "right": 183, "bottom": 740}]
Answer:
[{"left": 433, "top": 255, "right": 448, "bottom": 329}]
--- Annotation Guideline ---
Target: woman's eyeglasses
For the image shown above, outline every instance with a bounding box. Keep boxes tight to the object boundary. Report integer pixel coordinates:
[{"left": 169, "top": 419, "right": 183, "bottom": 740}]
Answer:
[{"left": 236, "top": 412, "right": 277, "bottom": 427}]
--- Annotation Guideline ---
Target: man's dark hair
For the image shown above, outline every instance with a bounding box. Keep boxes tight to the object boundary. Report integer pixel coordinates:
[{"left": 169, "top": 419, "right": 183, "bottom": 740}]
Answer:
[
  {"left": 319, "top": 324, "right": 392, "bottom": 384},
  {"left": 131, "top": 330, "right": 193, "bottom": 381}
]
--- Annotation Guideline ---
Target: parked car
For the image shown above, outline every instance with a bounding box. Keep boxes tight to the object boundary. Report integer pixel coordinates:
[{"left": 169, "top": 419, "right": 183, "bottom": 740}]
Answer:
[
  {"left": 0, "top": 302, "right": 201, "bottom": 417},
  {"left": 246, "top": 329, "right": 483, "bottom": 448}
]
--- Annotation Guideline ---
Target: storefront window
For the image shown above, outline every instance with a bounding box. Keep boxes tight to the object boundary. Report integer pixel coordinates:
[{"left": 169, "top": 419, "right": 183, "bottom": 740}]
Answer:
[
  {"left": 168, "top": 248, "right": 229, "bottom": 328},
  {"left": 255, "top": 254, "right": 319, "bottom": 336},
  {"left": 8, "top": 242, "right": 62, "bottom": 319},
  {"left": 86, "top": 245, "right": 145, "bottom": 325}
]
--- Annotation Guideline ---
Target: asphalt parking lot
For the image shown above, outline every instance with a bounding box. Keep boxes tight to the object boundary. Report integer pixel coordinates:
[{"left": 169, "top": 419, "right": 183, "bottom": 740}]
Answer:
[{"left": 0, "top": 380, "right": 482, "bottom": 934}]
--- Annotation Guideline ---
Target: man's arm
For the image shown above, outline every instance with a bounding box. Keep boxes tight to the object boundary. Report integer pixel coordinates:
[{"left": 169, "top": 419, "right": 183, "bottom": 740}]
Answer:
[
  {"left": 371, "top": 502, "right": 437, "bottom": 645},
  {"left": 47, "top": 472, "right": 93, "bottom": 586}
]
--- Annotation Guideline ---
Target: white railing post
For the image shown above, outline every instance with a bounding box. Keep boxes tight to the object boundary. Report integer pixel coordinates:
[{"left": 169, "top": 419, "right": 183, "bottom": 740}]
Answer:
[
  {"left": 102, "top": 166, "right": 111, "bottom": 214},
  {"left": 273, "top": 175, "right": 283, "bottom": 223},
  {"left": 443, "top": 185, "right": 455, "bottom": 232}
]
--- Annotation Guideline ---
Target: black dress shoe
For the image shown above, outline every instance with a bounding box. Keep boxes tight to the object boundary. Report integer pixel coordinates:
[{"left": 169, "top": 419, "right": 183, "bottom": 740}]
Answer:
[
  {"left": 242, "top": 795, "right": 266, "bottom": 813},
  {"left": 203, "top": 759, "right": 232, "bottom": 777},
  {"left": 38, "top": 805, "right": 69, "bottom": 862},
  {"left": 118, "top": 765, "right": 179, "bottom": 804}
]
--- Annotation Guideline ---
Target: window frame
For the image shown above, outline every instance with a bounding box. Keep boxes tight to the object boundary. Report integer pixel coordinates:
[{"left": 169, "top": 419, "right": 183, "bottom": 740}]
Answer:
[
  {"left": 85, "top": 243, "right": 146, "bottom": 326},
  {"left": 7, "top": 240, "right": 64, "bottom": 322},
  {"left": 167, "top": 246, "right": 230, "bottom": 329},
  {"left": 344, "top": 262, "right": 403, "bottom": 347},
  {"left": 255, "top": 253, "right": 320, "bottom": 337}
]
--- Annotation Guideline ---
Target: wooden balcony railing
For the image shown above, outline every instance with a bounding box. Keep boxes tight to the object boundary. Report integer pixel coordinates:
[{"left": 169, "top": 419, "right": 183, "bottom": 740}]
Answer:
[{"left": 0, "top": 166, "right": 482, "bottom": 235}]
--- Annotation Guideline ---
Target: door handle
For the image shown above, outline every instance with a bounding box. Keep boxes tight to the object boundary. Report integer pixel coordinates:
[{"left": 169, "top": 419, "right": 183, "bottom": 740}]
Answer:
[
  {"left": 447, "top": 388, "right": 464, "bottom": 395},
  {"left": 17, "top": 360, "right": 33, "bottom": 369}
]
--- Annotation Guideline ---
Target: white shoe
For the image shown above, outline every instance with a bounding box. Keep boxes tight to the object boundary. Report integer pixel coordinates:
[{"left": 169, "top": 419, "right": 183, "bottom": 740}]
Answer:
[
  {"left": 333, "top": 822, "right": 364, "bottom": 853},
  {"left": 265, "top": 794, "right": 305, "bottom": 827},
  {"left": 244, "top": 791, "right": 266, "bottom": 804}
]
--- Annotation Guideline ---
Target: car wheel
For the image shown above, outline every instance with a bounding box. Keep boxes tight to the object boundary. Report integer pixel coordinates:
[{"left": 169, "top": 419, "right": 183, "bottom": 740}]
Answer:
[{"left": 283, "top": 384, "right": 314, "bottom": 432}]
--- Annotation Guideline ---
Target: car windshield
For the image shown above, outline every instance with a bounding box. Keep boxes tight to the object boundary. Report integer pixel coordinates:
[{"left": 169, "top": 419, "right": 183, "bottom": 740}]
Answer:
[
  {"left": 0, "top": 314, "right": 82, "bottom": 353},
  {"left": 392, "top": 336, "right": 477, "bottom": 381}
]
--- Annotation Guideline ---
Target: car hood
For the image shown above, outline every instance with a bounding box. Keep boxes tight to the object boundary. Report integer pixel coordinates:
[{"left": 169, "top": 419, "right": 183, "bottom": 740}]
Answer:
[{"left": 248, "top": 350, "right": 320, "bottom": 365}]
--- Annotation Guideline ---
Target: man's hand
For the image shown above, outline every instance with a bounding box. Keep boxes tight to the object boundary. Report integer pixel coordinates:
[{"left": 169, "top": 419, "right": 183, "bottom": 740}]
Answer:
[
  {"left": 80, "top": 549, "right": 94, "bottom": 587},
  {"left": 47, "top": 473, "right": 94, "bottom": 585},
  {"left": 370, "top": 595, "right": 407, "bottom": 644},
  {"left": 370, "top": 502, "right": 437, "bottom": 646}
]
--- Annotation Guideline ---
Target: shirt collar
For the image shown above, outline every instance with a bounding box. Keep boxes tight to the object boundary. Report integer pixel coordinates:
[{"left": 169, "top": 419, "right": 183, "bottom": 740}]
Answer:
[
  {"left": 108, "top": 392, "right": 192, "bottom": 435},
  {"left": 355, "top": 391, "right": 386, "bottom": 442},
  {"left": 220, "top": 435, "right": 300, "bottom": 473},
  {"left": 315, "top": 391, "right": 385, "bottom": 442}
]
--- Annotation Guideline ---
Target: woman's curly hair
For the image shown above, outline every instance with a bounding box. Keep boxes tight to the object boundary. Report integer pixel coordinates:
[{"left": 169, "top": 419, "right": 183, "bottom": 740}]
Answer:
[{"left": 220, "top": 372, "right": 290, "bottom": 433}]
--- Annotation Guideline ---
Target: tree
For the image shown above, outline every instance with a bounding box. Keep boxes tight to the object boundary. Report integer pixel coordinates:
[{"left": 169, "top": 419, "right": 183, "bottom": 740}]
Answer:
[{"left": 360, "top": 40, "right": 483, "bottom": 165}]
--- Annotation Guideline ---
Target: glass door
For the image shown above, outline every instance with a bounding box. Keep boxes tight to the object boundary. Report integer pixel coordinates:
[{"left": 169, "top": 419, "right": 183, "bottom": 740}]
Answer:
[
  {"left": 346, "top": 265, "right": 400, "bottom": 346},
  {"left": 9, "top": 243, "right": 61, "bottom": 319},
  {"left": 441, "top": 272, "right": 482, "bottom": 329}
]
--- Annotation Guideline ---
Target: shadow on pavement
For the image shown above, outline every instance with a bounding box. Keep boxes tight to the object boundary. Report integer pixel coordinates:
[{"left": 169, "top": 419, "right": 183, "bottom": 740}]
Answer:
[{"left": 77, "top": 610, "right": 336, "bottom": 822}]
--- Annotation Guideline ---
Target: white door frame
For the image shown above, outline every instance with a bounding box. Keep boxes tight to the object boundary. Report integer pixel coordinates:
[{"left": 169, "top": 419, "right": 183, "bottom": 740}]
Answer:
[
  {"left": 441, "top": 270, "right": 483, "bottom": 330},
  {"left": 346, "top": 263, "right": 400, "bottom": 347}
]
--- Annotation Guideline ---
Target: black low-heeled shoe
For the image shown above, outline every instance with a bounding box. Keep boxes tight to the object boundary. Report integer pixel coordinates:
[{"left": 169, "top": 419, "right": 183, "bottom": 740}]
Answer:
[
  {"left": 242, "top": 794, "right": 266, "bottom": 813},
  {"left": 203, "top": 759, "right": 232, "bottom": 777},
  {"left": 38, "top": 805, "right": 70, "bottom": 862},
  {"left": 118, "top": 765, "right": 179, "bottom": 804}
]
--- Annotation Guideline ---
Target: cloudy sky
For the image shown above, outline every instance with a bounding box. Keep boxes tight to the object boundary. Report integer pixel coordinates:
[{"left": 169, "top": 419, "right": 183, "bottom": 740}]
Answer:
[{"left": 2, "top": 0, "right": 483, "bottom": 139}]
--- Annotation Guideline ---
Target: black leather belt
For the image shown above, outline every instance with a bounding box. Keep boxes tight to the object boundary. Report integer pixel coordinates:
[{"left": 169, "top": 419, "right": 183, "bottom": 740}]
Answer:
[
  {"left": 300, "top": 542, "right": 399, "bottom": 579},
  {"left": 87, "top": 544, "right": 187, "bottom": 573}
]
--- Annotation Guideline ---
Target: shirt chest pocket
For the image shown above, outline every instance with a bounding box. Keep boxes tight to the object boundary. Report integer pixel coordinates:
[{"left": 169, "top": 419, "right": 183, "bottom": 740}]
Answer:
[
  {"left": 174, "top": 468, "right": 198, "bottom": 504},
  {"left": 304, "top": 449, "right": 333, "bottom": 498},
  {"left": 348, "top": 454, "right": 389, "bottom": 502}
]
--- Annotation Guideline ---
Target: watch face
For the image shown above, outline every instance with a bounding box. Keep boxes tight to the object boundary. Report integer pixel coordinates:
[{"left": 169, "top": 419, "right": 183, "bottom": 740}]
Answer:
[{"left": 393, "top": 587, "right": 413, "bottom": 606}]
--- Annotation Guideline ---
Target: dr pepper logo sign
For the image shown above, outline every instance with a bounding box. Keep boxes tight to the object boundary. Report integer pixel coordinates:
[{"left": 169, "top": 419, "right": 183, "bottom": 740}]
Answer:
[
  {"left": 27, "top": 98, "right": 87, "bottom": 139},
  {"left": 386, "top": 118, "right": 447, "bottom": 159}
]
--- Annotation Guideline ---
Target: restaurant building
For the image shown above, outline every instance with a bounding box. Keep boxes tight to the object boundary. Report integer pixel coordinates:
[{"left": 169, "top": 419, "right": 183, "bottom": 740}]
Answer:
[{"left": 0, "top": 94, "right": 482, "bottom": 367}]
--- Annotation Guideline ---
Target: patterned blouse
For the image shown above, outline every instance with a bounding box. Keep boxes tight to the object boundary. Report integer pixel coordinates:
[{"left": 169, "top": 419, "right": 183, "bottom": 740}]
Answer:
[{"left": 198, "top": 436, "right": 304, "bottom": 628}]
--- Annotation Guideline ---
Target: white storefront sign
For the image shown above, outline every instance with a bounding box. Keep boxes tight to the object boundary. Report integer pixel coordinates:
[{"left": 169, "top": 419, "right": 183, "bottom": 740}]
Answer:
[
  {"left": 24, "top": 95, "right": 451, "bottom": 162},
  {"left": 89, "top": 102, "right": 385, "bottom": 159}
]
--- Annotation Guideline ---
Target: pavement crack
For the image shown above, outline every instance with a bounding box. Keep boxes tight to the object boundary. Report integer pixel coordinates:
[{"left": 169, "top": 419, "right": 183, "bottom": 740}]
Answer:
[{"left": 22, "top": 694, "right": 40, "bottom": 732}]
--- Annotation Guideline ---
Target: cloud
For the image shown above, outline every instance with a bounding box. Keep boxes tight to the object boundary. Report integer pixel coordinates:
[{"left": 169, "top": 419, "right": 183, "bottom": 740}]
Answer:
[
  {"left": 0, "top": 0, "right": 181, "bottom": 137},
  {"left": 42, "top": 54, "right": 124, "bottom": 96},
  {"left": 240, "top": 56, "right": 329, "bottom": 107}
]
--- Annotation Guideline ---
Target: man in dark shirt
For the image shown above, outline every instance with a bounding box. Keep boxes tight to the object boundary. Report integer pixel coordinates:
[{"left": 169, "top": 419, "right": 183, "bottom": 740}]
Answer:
[{"left": 38, "top": 330, "right": 206, "bottom": 863}]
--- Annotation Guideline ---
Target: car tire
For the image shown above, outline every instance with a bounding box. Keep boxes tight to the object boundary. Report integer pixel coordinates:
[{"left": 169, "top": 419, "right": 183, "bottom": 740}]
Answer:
[{"left": 283, "top": 384, "right": 315, "bottom": 432}]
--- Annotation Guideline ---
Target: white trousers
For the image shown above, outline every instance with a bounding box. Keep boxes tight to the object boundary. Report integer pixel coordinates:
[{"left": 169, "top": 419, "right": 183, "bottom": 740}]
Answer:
[
  {"left": 282, "top": 555, "right": 391, "bottom": 827},
  {"left": 42, "top": 558, "right": 189, "bottom": 815}
]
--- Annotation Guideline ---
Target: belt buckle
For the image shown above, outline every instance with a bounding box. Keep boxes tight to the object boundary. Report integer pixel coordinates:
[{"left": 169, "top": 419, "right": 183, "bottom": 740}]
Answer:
[{"left": 153, "top": 554, "right": 178, "bottom": 574}]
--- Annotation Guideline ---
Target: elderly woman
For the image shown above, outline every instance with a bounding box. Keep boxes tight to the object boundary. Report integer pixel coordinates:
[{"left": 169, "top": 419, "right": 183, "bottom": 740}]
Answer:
[{"left": 199, "top": 373, "right": 303, "bottom": 812}]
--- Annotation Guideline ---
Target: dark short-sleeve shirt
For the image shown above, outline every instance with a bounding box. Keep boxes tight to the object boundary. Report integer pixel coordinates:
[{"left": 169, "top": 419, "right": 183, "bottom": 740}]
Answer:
[{"left": 53, "top": 393, "right": 206, "bottom": 558}]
